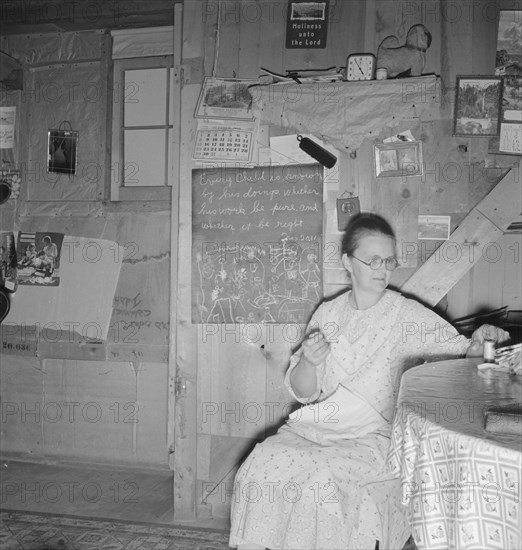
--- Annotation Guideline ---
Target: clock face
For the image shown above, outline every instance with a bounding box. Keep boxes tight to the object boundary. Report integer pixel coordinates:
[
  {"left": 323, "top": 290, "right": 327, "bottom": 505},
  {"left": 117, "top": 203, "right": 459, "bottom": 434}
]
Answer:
[{"left": 346, "top": 54, "right": 376, "bottom": 81}]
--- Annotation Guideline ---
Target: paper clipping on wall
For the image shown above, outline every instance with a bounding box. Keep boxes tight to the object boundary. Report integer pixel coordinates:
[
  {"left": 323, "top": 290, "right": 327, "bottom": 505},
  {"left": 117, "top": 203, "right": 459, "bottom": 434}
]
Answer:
[
  {"left": 0, "top": 107, "right": 16, "bottom": 149},
  {"left": 499, "top": 123, "right": 522, "bottom": 155},
  {"left": 5, "top": 236, "right": 124, "bottom": 340}
]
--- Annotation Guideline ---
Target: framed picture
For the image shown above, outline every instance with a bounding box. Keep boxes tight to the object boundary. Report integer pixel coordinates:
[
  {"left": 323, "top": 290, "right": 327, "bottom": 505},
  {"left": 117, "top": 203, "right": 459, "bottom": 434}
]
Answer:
[
  {"left": 500, "top": 75, "right": 522, "bottom": 123},
  {"left": 453, "top": 76, "right": 503, "bottom": 137},
  {"left": 374, "top": 141, "right": 423, "bottom": 178},
  {"left": 290, "top": 1, "right": 327, "bottom": 20},
  {"left": 194, "top": 77, "right": 257, "bottom": 120},
  {"left": 495, "top": 11, "right": 522, "bottom": 125},
  {"left": 47, "top": 129, "right": 78, "bottom": 175},
  {"left": 489, "top": 10, "right": 522, "bottom": 155}
]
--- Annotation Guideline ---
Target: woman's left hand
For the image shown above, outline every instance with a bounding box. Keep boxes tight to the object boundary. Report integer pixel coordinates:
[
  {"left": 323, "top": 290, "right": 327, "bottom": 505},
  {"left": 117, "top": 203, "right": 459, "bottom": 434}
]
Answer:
[
  {"left": 466, "top": 324, "right": 511, "bottom": 357},
  {"left": 471, "top": 324, "right": 510, "bottom": 345}
]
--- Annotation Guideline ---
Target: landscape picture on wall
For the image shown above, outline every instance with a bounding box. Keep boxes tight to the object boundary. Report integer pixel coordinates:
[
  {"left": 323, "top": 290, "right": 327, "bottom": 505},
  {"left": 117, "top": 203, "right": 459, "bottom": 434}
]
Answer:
[
  {"left": 417, "top": 215, "right": 451, "bottom": 241},
  {"left": 495, "top": 10, "right": 522, "bottom": 77},
  {"left": 194, "top": 77, "right": 257, "bottom": 120},
  {"left": 492, "top": 10, "right": 522, "bottom": 154},
  {"left": 453, "top": 76, "right": 503, "bottom": 137}
]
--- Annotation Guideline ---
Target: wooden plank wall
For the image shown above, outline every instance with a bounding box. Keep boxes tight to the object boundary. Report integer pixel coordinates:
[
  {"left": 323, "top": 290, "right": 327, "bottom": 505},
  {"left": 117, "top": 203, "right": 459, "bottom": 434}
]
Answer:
[
  {"left": 447, "top": 233, "right": 522, "bottom": 320},
  {"left": 177, "top": 0, "right": 373, "bottom": 520},
  {"left": 175, "top": 0, "right": 520, "bottom": 518},
  {"left": 0, "top": 30, "right": 172, "bottom": 469},
  {"left": 400, "top": 163, "right": 522, "bottom": 306},
  {"left": 176, "top": 0, "right": 521, "bottom": 520},
  {"left": 1, "top": 0, "right": 518, "bottom": 520}
]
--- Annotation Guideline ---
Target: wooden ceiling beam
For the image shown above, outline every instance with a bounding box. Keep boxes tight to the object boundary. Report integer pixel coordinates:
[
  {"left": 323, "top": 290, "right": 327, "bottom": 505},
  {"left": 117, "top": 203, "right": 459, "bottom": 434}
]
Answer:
[{"left": 0, "top": 0, "right": 180, "bottom": 35}]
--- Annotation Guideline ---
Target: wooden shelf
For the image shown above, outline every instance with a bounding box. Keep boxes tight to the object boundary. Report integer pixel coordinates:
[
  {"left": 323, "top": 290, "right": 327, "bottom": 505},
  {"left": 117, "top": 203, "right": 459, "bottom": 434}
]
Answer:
[{"left": 252, "top": 75, "right": 441, "bottom": 151}]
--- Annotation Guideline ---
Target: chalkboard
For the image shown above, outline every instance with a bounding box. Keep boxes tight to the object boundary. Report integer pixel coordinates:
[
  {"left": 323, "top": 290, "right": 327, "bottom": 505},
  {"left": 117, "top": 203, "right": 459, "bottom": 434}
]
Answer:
[{"left": 192, "top": 164, "right": 324, "bottom": 323}]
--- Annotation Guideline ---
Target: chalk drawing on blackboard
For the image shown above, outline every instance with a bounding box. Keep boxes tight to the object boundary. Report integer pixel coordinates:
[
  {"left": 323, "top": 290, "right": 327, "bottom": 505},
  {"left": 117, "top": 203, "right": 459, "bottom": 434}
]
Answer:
[
  {"left": 195, "top": 240, "right": 322, "bottom": 324},
  {"left": 301, "top": 251, "right": 321, "bottom": 302},
  {"left": 192, "top": 164, "right": 324, "bottom": 324}
]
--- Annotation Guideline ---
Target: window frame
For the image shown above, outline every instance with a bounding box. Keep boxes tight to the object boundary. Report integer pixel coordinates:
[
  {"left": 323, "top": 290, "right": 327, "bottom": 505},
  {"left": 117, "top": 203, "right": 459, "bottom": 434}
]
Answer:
[{"left": 110, "top": 55, "right": 174, "bottom": 202}]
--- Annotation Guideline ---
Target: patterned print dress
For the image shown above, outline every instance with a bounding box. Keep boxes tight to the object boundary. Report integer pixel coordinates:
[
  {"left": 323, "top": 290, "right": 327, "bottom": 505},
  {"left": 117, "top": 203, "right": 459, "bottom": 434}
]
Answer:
[{"left": 229, "top": 290, "right": 469, "bottom": 549}]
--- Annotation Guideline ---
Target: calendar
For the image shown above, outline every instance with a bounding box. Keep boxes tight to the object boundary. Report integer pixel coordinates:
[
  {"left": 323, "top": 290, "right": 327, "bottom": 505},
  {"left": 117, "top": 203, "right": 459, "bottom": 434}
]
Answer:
[{"left": 193, "top": 121, "right": 256, "bottom": 162}]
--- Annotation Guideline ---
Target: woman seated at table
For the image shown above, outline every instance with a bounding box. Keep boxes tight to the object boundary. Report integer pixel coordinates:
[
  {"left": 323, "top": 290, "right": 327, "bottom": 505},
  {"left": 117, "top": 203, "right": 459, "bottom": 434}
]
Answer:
[{"left": 229, "top": 213, "right": 509, "bottom": 550}]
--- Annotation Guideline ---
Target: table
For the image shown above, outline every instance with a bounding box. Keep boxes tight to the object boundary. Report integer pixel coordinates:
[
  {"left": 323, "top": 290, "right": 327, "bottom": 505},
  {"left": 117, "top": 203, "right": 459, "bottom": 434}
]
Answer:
[{"left": 387, "top": 358, "right": 522, "bottom": 550}]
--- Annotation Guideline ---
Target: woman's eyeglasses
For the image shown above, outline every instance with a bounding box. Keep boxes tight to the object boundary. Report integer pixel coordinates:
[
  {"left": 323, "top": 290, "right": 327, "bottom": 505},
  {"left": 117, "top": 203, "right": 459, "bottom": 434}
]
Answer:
[{"left": 351, "top": 255, "right": 399, "bottom": 271}]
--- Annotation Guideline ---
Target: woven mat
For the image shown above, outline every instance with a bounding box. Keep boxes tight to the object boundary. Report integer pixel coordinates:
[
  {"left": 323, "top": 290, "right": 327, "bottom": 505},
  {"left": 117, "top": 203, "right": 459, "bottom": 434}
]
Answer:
[{"left": 0, "top": 510, "right": 231, "bottom": 549}]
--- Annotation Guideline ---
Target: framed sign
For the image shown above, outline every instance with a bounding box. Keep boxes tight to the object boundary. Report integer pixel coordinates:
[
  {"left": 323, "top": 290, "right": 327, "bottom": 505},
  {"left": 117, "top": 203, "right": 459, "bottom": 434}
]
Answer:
[
  {"left": 374, "top": 141, "right": 423, "bottom": 178},
  {"left": 453, "top": 76, "right": 503, "bottom": 137},
  {"left": 47, "top": 129, "right": 78, "bottom": 175},
  {"left": 286, "top": 1, "right": 329, "bottom": 49}
]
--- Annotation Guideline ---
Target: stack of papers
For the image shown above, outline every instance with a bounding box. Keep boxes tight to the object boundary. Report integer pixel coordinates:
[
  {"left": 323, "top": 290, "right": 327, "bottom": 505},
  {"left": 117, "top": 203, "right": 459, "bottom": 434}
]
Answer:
[{"left": 259, "top": 66, "right": 344, "bottom": 84}]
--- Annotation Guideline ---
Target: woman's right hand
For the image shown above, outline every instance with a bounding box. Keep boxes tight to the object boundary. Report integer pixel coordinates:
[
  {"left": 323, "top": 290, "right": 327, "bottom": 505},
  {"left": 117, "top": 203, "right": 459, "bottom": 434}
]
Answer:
[
  {"left": 300, "top": 330, "right": 331, "bottom": 367},
  {"left": 289, "top": 331, "right": 331, "bottom": 399}
]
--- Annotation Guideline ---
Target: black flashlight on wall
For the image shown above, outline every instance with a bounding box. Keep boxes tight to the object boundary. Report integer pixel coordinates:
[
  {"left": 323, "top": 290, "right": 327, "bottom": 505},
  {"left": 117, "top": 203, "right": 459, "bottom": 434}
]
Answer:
[{"left": 297, "top": 135, "right": 337, "bottom": 169}]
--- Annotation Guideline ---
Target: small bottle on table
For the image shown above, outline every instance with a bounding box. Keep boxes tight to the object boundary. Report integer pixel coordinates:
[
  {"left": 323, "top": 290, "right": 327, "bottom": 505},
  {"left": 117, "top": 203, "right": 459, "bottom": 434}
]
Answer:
[{"left": 483, "top": 339, "right": 496, "bottom": 363}]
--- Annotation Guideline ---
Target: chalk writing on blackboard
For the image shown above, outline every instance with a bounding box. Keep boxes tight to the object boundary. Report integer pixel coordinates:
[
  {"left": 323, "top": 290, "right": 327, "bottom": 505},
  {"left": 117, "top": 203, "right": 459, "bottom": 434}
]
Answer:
[{"left": 192, "top": 164, "right": 323, "bottom": 323}]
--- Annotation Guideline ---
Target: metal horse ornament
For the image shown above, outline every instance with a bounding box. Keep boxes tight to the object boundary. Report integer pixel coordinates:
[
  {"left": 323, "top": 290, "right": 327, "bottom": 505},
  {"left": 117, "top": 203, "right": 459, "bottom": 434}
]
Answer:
[{"left": 377, "top": 24, "right": 432, "bottom": 78}]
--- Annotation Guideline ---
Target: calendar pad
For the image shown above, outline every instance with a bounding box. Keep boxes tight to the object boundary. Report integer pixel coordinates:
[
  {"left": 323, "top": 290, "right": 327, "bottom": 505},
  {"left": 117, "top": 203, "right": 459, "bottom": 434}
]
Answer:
[{"left": 193, "top": 122, "right": 255, "bottom": 162}]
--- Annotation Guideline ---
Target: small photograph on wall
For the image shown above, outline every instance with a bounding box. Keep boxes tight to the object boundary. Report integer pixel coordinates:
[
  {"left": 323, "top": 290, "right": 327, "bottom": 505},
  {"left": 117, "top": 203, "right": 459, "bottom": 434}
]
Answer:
[
  {"left": 499, "top": 75, "right": 522, "bottom": 124},
  {"left": 47, "top": 129, "right": 78, "bottom": 175},
  {"left": 374, "top": 142, "right": 423, "bottom": 178},
  {"left": 16, "top": 231, "right": 64, "bottom": 286},
  {"left": 418, "top": 215, "right": 451, "bottom": 241},
  {"left": 453, "top": 76, "right": 503, "bottom": 137}
]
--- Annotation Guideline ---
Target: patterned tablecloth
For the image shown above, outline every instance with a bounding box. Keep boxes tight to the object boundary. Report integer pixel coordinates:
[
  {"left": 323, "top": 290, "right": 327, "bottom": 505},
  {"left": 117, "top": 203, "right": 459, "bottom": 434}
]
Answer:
[{"left": 387, "top": 359, "right": 522, "bottom": 550}]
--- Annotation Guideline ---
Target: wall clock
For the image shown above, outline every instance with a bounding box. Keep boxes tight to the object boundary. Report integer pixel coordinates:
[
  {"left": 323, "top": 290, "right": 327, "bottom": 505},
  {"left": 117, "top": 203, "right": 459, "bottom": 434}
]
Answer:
[{"left": 345, "top": 54, "right": 376, "bottom": 81}]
